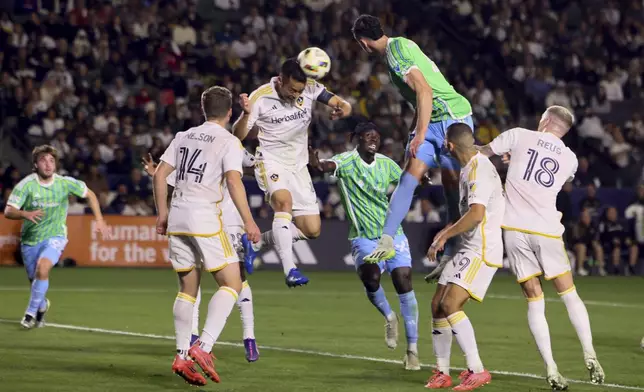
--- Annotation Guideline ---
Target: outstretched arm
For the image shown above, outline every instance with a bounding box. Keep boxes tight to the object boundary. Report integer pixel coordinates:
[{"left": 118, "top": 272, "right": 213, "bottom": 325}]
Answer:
[
  {"left": 406, "top": 68, "right": 433, "bottom": 146},
  {"left": 308, "top": 147, "right": 337, "bottom": 173},
  {"left": 325, "top": 94, "right": 352, "bottom": 120}
]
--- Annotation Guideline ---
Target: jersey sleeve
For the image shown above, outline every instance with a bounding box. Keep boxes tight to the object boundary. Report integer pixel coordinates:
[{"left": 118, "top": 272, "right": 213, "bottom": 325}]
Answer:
[
  {"left": 223, "top": 139, "right": 244, "bottom": 174},
  {"left": 488, "top": 127, "right": 521, "bottom": 155},
  {"left": 63, "top": 176, "right": 89, "bottom": 198},
  {"left": 160, "top": 138, "right": 178, "bottom": 168},
  {"left": 306, "top": 79, "right": 328, "bottom": 102},
  {"left": 467, "top": 160, "right": 495, "bottom": 208},
  {"left": 567, "top": 152, "right": 578, "bottom": 182},
  {"left": 166, "top": 171, "right": 176, "bottom": 187},
  {"left": 388, "top": 38, "right": 419, "bottom": 79},
  {"left": 247, "top": 88, "right": 267, "bottom": 132},
  {"left": 328, "top": 152, "right": 353, "bottom": 178},
  {"left": 386, "top": 158, "right": 403, "bottom": 184},
  {"left": 242, "top": 149, "right": 256, "bottom": 168},
  {"left": 6, "top": 182, "right": 29, "bottom": 209}
]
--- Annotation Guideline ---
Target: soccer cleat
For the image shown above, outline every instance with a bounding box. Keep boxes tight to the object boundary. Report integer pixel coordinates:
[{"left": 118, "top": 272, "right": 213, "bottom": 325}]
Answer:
[
  {"left": 425, "top": 370, "right": 453, "bottom": 389},
  {"left": 188, "top": 342, "right": 220, "bottom": 383},
  {"left": 20, "top": 314, "right": 36, "bottom": 329},
  {"left": 585, "top": 357, "right": 605, "bottom": 384},
  {"left": 172, "top": 355, "right": 207, "bottom": 386},
  {"left": 403, "top": 350, "right": 420, "bottom": 371},
  {"left": 241, "top": 234, "right": 258, "bottom": 274},
  {"left": 385, "top": 313, "right": 399, "bottom": 349},
  {"left": 453, "top": 370, "right": 492, "bottom": 391},
  {"left": 364, "top": 235, "right": 395, "bottom": 262},
  {"left": 244, "top": 338, "right": 260, "bottom": 362},
  {"left": 546, "top": 370, "right": 569, "bottom": 390},
  {"left": 36, "top": 298, "right": 51, "bottom": 328},
  {"left": 285, "top": 268, "right": 309, "bottom": 287},
  {"left": 190, "top": 334, "right": 199, "bottom": 346}
]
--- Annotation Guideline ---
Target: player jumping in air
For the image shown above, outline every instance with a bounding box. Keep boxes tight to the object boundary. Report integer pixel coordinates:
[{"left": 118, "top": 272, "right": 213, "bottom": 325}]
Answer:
[
  {"left": 478, "top": 106, "right": 605, "bottom": 389},
  {"left": 4, "top": 145, "right": 109, "bottom": 329},
  {"left": 425, "top": 124, "right": 504, "bottom": 391},
  {"left": 309, "top": 122, "right": 420, "bottom": 370},
  {"left": 153, "top": 86, "right": 260, "bottom": 386},
  {"left": 351, "top": 15, "right": 473, "bottom": 264},
  {"left": 144, "top": 150, "right": 260, "bottom": 362},
  {"left": 233, "top": 58, "right": 352, "bottom": 287}
]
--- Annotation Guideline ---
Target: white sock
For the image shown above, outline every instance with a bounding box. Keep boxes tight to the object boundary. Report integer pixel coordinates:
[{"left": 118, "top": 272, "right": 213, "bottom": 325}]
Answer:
[
  {"left": 432, "top": 318, "right": 453, "bottom": 374},
  {"left": 199, "top": 287, "right": 238, "bottom": 353},
  {"left": 191, "top": 288, "right": 201, "bottom": 336},
  {"left": 272, "top": 212, "right": 296, "bottom": 275},
  {"left": 174, "top": 292, "right": 196, "bottom": 359},
  {"left": 527, "top": 295, "right": 557, "bottom": 371},
  {"left": 447, "top": 311, "right": 484, "bottom": 373},
  {"left": 253, "top": 222, "right": 308, "bottom": 251},
  {"left": 560, "top": 286, "right": 596, "bottom": 358},
  {"left": 237, "top": 281, "right": 255, "bottom": 339}
]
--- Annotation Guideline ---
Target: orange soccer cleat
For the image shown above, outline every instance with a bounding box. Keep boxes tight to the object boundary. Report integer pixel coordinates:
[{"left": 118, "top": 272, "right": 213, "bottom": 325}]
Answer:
[
  {"left": 188, "top": 342, "right": 221, "bottom": 383},
  {"left": 425, "top": 369, "right": 453, "bottom": 389},
  {"left": 453, "top": 369, "right": 492, "bottom": 391},
  {"left": 172, "top": 355, "right": 207, "bottom": 386}
]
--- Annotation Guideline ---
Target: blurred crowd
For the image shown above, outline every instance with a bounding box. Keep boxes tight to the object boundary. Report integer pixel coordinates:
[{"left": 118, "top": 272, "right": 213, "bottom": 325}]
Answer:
[{"left": 0, "top": 0, "right": 642, "bottom": 274}]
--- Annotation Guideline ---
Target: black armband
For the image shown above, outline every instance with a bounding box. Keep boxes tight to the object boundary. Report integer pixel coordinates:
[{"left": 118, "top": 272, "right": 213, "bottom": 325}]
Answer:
[{"left": 316, "top": 89, "right": 335, "bottom": 105}]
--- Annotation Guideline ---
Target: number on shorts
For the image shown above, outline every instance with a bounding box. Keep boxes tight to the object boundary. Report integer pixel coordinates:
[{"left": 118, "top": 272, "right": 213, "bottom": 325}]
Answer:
[
  {"left": 458, "top": 257, "right": 471, "bottom": 272},
  {"left": 522, "top": 149, "right": 559, "bottom": 188},
  {"left": 177, "top": 147, "right": 207, "bottom": 183}
]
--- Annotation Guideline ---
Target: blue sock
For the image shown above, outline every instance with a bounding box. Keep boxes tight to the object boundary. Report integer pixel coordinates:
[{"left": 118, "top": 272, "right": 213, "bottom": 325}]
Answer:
[
  {"left": 398, "top": 291, "right": 419, "bottom": 345},
  {"left": 26, "top": 279, "right": 49, "bottom": 316},
  {"left": 383, "top": 173, "right": 419, "bottom": 237},
  {"left": 443, "top": 186, "right": 461, "bottom": 258},
  {"left": 366, "top": 286, "right": 394, "bottom": 319}
]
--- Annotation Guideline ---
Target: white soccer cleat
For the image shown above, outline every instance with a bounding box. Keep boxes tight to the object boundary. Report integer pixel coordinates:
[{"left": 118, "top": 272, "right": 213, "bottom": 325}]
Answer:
[
  {"left": 385, "top": 313, "right": 399, "bottom": 349},
  {"left": 546, "top": 370, "right": 569, "bottom": 390},
  {"left": 20, "top": 315, "right": 37, "bottom": 330},
  {"left": 36, "top": 298, "right": 51, "bottom": 328},
  {"left": 403, "top": 350, "right": 420, "bottom": 371},
  {"left": 585, "top": 357, "right": 605, "bottom": 384}
]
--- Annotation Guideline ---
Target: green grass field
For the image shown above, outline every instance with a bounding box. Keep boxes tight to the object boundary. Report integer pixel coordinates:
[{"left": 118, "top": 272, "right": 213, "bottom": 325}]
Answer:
[{"left": 0, "top": 268, "right": 642, "bottom": 392}]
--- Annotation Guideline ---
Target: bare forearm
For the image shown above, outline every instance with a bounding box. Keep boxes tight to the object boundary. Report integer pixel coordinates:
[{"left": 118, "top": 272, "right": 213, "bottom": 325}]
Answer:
[
  {"left": 313, "top": 160, "right": 337, "bottom": 173},
  {"left": 3, "top": 206, "right": 24, "bottom": 220},
  {"left": 85, "top": 190, "right": 105, "bottom": 221},
  {"left": 153, "top": 175, "right": 169, "bottom": 217},
  {"left": 226, "top": 176, "right": 254, "bottom": 225},
  {"left": 476, "top": 144, "right": 496, "bottom": 158},
  {"left": 233, "top": 113, "right": 250, "bottom": 140},
  {"left": 415, "top": 89, "right": 433, "bottom": 136},
  {"left": 442, "top": 210, "right": 482, "bottom": 240}
]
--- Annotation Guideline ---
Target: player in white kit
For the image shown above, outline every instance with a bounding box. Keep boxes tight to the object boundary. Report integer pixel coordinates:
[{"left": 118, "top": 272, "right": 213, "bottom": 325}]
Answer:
[
  {"left": 478, "top": 106, "right": 605, "bottom": 389},
  {"left": 233, "top": 58, "right": 352, "bottom": 287},
  {"left": 144, "top": 148, "right": 260, "bottom": 363},
  {"left": 424, "top": 123, "right": 503, "bottom": 391},
  {"left": 153, "top": 86, "right": 260, "bottom": 386}
]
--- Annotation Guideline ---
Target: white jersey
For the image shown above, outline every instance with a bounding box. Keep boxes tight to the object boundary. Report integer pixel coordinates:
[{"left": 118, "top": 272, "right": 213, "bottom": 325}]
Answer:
[
  {"left": 489, "top": 128, "right": 577, "bottom": 237},
  {"left": 459, "top": 153, "right": 505, "bottom": 267},
  {"left": 160, "top": 121, "right": 244, "bottom": 236},
  {"left": 247, "top": 77, "right": 327, "bottom": 170},
  {"left": 165, "top": 149, "right": 256, "bottom": 228}
]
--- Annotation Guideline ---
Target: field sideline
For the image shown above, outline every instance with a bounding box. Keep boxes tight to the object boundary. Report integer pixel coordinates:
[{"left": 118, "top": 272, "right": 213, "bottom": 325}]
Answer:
[{"left": 0, "top": 268, "right": 642, "bottom": 391}]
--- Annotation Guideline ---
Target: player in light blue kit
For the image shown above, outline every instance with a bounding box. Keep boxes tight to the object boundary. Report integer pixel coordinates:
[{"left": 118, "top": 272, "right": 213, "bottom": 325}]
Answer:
[
  {"left": 309, "top": 123, "right": 420, "bottom": 371},
  {"left": 4, "top": 145, "right": 109, "bottom": 329}
]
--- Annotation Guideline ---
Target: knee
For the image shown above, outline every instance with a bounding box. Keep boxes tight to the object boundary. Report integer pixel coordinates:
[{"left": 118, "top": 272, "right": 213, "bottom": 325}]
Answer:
[
  {"left": 439, "top": 297, "right": 460, "bottom": 316},
  {"left": 361, "top": 273, "right": 381, "bottom": 293},
  {"left": 225, "top": 280, "right": 243, "bottom": 294},
  {"left": 271, "top": 197, "right": 292, "bottom": 213},
  {"left": 431, "top": 295, "right": 443, "bottom": 318},
  {"left": 302, "top": 226, "right": 320, "bottom": 239},
  {"left": 35, "top": 259, "right": 52, "bottom": 280},
  {"left": 392, "top": 269, "right": 413, "bottom": 294}
]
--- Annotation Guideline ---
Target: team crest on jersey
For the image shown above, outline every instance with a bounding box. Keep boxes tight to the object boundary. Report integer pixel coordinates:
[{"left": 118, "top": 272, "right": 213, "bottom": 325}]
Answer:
[
  {"left": 296, "top": 96, "right": 304, "bottom": 107},
  {"left": 270, "top": 173, "right": 279, "bottom": 182}
]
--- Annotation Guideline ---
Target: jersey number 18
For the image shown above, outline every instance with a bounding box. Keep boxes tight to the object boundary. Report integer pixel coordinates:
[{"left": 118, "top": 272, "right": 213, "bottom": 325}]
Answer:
[
  {"left": 522, "top": 149, "right": 559, "bottom": 188},
  {"left": 177, "top": 147, "right": 207, "bottom": 183}
]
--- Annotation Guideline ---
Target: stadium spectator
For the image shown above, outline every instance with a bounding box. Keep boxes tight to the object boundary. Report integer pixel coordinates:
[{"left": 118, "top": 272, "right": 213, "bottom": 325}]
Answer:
[
  {"left": 573, "top": 157, "right": 600, "bottom": 188},
  {"left": 598, "top": 206, "right": 636, "bottom": 275},
  {"left": 580, "top": 184, "right": 603, "bottom": 220},
  {"left": 571, "top": 209, "right": 606, "bottom": 276},
  {"left": 625, "top": 185, "right": 644, "bottom": 273}
]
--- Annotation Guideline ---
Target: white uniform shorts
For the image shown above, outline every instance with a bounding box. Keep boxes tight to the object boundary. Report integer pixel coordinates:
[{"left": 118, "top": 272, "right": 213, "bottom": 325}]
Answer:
[
  {"left": 438, "top": 250, "right": 498, "bottom": 302},
  {"left": 503, "top": 230, "right": 571, "bottom": 283},
  {"left": 225, "top": 224, "right": 245, "bottom": 255},
  {"left": 169, "top": 233, "right": 238, "bottom": 273},
  {"left": 255, "top": 160, "right": 319, "bottom": 217}
]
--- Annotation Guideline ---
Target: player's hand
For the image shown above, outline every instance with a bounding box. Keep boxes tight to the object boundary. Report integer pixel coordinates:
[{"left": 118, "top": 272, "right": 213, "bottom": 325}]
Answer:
[
  {"left": 156, "top": 215, "right": 168, "bottom": 235},
  {"left": 93, "top": 219, "right": 110, "bottom": 240},
  {"left": 23, "top": 209, "right": 44, "bottom": 224},
  {"left": 244, "top": 221, "right": 261, "bottom": 243},
  {"left": 141, "top": 153, "right": 157, "bottom": 177},
  {"left": 427, "top": 235, "right": 447, "bottom": 262},
  {"left": 239, "top": 93, "right": 250, "bottom": 114},
  {"left": 501, "top": 153, "right": 511, "bottom": 165},
  {"left": 408, "top": 134, "right": 424, "bottom": 158},
  {"left": 308, "top": 146, "right": 321, "bottom": 170},
  {"left": 329, "top": 104, "right": 344, "bottom": 120}
]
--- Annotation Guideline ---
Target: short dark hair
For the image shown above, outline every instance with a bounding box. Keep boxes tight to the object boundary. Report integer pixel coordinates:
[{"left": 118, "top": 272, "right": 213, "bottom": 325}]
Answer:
[
  {"left": 32, "top": 144, "right": 59, "bottom": 166},
  {"left": 352, "top": 122, "right": 379, "bottom": 141},
  {"left": 352, "top": 14, "right": 384, "bottom": 41},
  {"left": 281, "top": 58, "right": 307, "bottom": 84},
  {"left": 446, "top": 123, "right": 474, "bottom": 146},
  {"left": 201, "top": 86, "right": 232, "bottom": 120}
]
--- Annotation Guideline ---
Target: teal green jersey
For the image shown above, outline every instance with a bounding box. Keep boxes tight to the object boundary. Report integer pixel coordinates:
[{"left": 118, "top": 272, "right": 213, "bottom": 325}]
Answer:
[
  {"left": 330, "top": 150, "right": 404, "bottom": 240},
  {"left": 386, "top": 36, "right": 472, "bottom": 122},
  {"left": 7, "top": 173, "right": 88, "bottom": 245}
]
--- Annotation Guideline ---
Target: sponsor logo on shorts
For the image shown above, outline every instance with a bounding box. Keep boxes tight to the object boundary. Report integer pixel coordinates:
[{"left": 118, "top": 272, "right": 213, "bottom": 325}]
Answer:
[{"left": 270, "top": 174, "right": 279, "bottom": 182}]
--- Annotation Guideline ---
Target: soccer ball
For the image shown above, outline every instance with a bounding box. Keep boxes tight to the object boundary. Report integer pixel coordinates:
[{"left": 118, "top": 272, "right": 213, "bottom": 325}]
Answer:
[
  {"left": 297, "top": 47, "right": 331, "bottom": 80},
  {"left": 641, "top": 336, "right": 644, "bottom": 350}
]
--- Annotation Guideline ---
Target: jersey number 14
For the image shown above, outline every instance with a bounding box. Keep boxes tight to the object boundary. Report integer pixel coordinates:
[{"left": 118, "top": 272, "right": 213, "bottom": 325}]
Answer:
[
  {"left": 178, "top": 147, "right": 207, "bottom": 183},
  {"left": 522, "top": 148, "right": 559, "bottom": 188}
]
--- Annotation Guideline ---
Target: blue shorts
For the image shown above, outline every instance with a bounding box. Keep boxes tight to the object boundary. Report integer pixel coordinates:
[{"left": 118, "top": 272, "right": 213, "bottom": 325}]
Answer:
[
  {"left": 351, "top": 235, "right": 412, "bottom": 274},
  {"left": 407, "top": 116, "right": 474, "bottom": 171},
  {"left": 21, "top": 236, "right": 68, "bottom": 280}
]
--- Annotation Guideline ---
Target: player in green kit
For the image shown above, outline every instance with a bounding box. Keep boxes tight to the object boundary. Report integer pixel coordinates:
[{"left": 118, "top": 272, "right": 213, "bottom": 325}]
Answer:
[
  {"left": 309, "top": 123, "right": 420, "bottom": 370},
  {"left": 351, "top": 15, "right": 473, "bottom": 270},
  {"left": 4, "top": 145, "right": 109, "bottom": 329}
]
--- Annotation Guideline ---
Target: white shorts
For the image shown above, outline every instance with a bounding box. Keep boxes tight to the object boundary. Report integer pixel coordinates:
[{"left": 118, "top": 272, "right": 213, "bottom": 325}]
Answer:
[
  {"left": 255, "top": 160, "right": 319, "bottom": 217},
  {"left": 225, "top": 224, "right": 245, "bottom": 255},
  {"left": 169, "top": 233, "right": 238, "bottom": 273},
  {"left": 438, "top": 250, "right": 498, "bottom": 302},
  {"left": 504, "top": 230, "right": 571, "bottom": 283}
]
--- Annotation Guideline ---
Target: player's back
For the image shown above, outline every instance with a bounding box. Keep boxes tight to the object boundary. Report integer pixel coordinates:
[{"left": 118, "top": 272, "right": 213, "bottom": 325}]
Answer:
[
  {"left": 501, "top": 128, "right": 577, "bottom": 237},
  {"left": 165, "top": 122, "right": 242, "bottom": 236}
]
